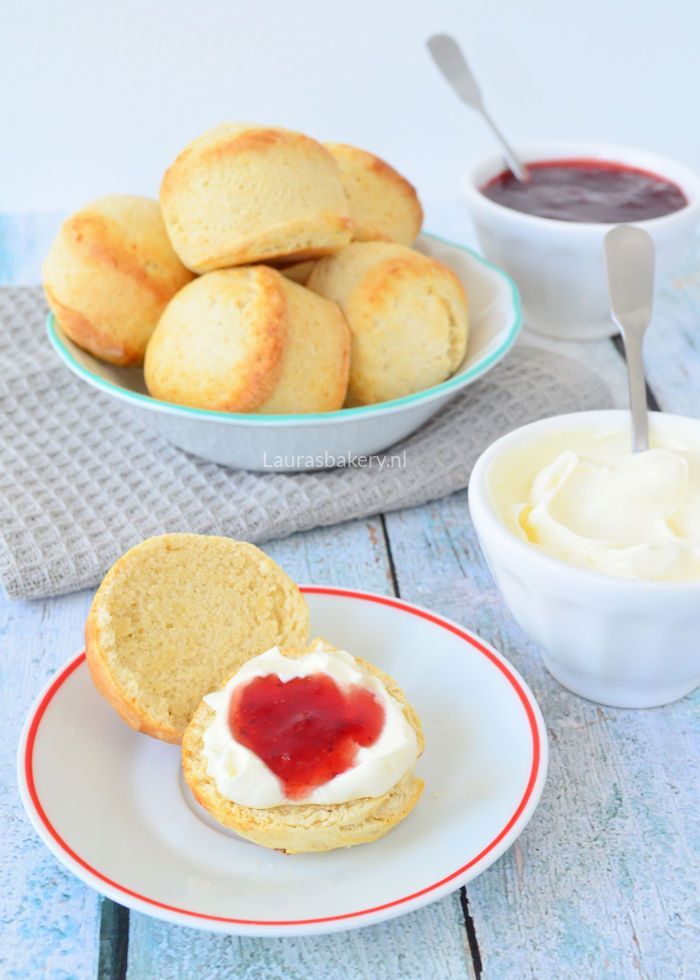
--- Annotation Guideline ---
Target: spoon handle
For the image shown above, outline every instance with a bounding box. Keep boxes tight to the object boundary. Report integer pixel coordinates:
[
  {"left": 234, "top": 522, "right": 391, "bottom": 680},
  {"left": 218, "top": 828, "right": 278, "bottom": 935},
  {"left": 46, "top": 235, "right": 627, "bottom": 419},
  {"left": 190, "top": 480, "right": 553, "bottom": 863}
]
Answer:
[
  {"left": 604, "top": 225, "right": 656, "bottom": 453},
  {"left": 427, "top": 33, "right": 530, "bottom": 182},
  {"left": 624, "top": 330, "right": 650, "bottom": 452},
  {"left": 478, "top": 105, "right": 530, "bottom": 183}
]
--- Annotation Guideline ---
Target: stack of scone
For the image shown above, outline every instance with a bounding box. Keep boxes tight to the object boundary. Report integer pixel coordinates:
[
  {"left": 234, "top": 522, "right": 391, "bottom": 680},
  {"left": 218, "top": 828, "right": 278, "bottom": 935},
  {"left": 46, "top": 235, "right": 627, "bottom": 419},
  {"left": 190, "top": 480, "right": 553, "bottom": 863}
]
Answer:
[
  {"left": 44, "top": 124, "right": 469, "bottom": 412},
  {"left": 86, "top": 534, "right": 424, "bottom": 852}
]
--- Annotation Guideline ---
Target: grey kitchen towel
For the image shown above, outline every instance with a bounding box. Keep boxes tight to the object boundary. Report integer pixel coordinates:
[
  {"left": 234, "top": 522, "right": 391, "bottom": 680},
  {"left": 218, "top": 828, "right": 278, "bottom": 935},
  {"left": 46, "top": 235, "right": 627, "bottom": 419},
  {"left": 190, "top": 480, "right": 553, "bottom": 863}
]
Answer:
[{"left": 0, "top": 286, "right": 613, "bottom": 600}]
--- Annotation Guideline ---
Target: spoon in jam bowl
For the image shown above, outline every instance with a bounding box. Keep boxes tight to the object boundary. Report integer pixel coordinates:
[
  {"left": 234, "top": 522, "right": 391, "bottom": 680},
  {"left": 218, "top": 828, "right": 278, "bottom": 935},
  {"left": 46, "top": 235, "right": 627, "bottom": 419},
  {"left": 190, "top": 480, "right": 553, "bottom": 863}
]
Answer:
[
  {"left": 604, "top": 225, "right": 656, "bottom": 452},
  {"left": 427, "top": 33, "right": 530, "bottom": 183}
]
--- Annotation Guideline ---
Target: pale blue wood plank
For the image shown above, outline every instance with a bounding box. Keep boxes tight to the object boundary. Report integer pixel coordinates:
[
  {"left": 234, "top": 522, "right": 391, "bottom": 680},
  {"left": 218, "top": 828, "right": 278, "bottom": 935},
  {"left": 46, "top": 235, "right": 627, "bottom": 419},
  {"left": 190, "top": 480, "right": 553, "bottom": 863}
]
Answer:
[
  {"left": 642, "top": 259, "right": 700, "bottom": 417},
  {"left": 127, "top": 900, "right": 472, "bottom": 980},
  {"left": 384, "top": 487, "right": 699, "bottom": 979},
  {"left": 1, "top": 589, "right": 101, "bottom": 980}
]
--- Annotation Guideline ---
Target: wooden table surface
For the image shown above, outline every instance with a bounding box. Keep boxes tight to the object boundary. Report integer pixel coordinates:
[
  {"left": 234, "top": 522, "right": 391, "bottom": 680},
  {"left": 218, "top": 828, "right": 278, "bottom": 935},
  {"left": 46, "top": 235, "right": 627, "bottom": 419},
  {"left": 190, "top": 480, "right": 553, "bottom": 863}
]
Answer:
[{"left": 1, "top": 203, "right": 698, "bottom": 980}]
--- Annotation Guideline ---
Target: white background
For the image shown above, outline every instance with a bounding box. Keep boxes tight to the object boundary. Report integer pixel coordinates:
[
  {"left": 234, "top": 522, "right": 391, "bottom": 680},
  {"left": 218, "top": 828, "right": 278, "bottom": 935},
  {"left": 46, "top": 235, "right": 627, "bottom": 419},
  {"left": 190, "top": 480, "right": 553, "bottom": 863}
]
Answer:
[{"left": 1, "top": 0, "right": 699, "bottom": 213}]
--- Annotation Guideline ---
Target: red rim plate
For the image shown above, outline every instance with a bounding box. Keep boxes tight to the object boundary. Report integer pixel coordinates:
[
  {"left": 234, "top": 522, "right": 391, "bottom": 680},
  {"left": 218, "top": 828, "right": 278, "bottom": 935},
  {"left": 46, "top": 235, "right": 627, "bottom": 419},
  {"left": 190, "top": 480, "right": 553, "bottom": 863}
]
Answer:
[{"left": 20, "top": 586, "right": 546, "bottom": 929}]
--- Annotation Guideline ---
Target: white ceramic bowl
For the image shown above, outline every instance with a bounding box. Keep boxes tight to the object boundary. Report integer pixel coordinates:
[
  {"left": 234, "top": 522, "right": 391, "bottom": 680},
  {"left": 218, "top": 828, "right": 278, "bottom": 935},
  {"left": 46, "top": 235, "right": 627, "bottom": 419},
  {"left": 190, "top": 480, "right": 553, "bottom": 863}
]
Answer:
[
  {"left": 464, "top": 141, "right": 700, "bottom": 341},
  {"left": 468, "top": 410, "right": 700, "bottom": 709},
  {"left": 47, "top": 234, "right": 521, "bottom": 472}
]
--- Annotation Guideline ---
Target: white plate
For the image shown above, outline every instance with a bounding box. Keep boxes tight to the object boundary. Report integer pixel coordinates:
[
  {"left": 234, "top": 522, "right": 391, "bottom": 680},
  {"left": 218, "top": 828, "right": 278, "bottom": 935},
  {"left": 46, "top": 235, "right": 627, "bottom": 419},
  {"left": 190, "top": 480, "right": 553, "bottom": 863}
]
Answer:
[
  {"left": 47, "top": 234, "right": 522, "bottom": 471},
  {"left": 18, "top": 587, "right": 547, "bottom": 937}
]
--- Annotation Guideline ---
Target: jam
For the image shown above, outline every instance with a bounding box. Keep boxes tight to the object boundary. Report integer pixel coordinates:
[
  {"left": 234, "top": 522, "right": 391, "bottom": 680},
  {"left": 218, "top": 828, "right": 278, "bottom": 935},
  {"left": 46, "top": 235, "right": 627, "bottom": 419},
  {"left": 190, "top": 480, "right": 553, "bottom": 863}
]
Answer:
[
  {"left": 229, "top": 673, "right": 385, "bottom": 800},
  {"left": 480, "top": 159, "right": 687, "bottom": 223}
]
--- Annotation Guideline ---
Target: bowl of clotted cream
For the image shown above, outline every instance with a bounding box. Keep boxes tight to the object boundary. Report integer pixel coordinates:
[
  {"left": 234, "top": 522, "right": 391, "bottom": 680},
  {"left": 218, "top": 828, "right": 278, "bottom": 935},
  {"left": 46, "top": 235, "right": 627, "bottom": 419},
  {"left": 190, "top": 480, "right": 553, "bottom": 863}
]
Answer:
[{"left": 468, "top": 410, "right": 700, "bottom": 708}]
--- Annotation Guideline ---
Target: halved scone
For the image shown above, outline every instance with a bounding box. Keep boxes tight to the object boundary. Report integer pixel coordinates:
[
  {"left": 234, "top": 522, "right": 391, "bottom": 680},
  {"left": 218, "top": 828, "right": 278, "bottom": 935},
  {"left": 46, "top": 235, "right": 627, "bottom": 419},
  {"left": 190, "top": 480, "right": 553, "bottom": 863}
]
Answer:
[
  {"left": 182, "top": 638, "right": 425, "bottom": 853},
  {"left": 85, "top": 534, "right": 309, "bottom": 743}
]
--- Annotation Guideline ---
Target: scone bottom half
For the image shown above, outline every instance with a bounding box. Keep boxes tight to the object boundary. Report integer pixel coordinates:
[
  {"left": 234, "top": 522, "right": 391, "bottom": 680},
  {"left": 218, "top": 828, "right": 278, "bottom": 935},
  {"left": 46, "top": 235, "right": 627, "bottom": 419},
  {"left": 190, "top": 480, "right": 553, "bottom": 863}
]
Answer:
[
  {"left": 182, "top": 638, "right": 425, "bottom": 853},
  {"left": 84, "top": 534, "right": 309, "bottom": 743}
]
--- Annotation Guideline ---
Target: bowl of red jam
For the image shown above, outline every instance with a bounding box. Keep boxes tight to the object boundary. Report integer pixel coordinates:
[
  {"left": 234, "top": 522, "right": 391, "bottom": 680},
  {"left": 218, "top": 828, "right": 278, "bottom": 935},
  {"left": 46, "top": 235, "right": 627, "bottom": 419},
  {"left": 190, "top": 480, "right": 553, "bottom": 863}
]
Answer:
[{"left": 464, "top": 142, "right": 700, "bottom": 340}]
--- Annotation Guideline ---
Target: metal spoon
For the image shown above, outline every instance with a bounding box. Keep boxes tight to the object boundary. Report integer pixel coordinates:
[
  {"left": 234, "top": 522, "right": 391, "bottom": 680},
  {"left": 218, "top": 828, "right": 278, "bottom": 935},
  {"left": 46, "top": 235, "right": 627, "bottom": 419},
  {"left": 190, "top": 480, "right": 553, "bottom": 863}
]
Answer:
[
  {"left": 604, "top": 225, "right": 656, "bottom": 452},
  {"left": 427, "top": 33, "right": 530, "bottom": 182}
]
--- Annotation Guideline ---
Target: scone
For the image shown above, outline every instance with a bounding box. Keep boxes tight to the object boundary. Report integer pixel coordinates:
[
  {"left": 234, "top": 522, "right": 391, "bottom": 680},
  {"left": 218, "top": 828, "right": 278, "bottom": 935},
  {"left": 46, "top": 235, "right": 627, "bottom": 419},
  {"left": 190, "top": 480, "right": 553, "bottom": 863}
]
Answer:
[
  {"left": 43, "top": 195, "right": 194, "bottom": 366},
  {"left": 183, "top": 639, "right": 425, "bottom": 853},
  {"left": 85, "top": 534, "right": 309, "bottom": 743},
  {"left": 307, "top": 242, "right": 469, "bottom": 406},
  {"left": 160, "top": 124, "right": 353, "bottom": 273},
  {"left": 326, "top": 143, "right": 423, "bottom": 245},
  {"left": 144, "top": 266, "right": 350, "bottom": 413}
]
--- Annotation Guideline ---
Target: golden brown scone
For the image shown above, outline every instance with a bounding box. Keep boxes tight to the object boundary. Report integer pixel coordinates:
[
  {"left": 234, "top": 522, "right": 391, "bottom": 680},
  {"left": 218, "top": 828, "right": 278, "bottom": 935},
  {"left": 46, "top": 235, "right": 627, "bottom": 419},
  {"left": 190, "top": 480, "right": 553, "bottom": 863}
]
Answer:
[
  {"left": 160, "top": 124, "right": 353, "bottom": 273},
  {"left": 182, "top": 638, "right": 425, "bottom": 853},
  {"left": 326, "top": 143, "right": 423, "bottom": 245},
  {"left": 43, "top": 195, "right": 194, "bottom": 366},
  {"left": 85, "top": 534, "right": 309, "bottom": 743},
  {"left": 307, "top": 242, "right": 468, "bottom": 406},
  {"left": 144, "top": 266, "right": 350, "bottom": 413}
]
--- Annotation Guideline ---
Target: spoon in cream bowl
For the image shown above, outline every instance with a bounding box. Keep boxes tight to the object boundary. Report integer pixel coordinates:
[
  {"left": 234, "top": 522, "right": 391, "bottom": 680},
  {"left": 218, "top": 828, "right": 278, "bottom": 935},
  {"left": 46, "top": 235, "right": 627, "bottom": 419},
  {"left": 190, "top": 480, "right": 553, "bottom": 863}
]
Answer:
[{"left": 604, "top": 224, "right": 656, "bottom": 452}]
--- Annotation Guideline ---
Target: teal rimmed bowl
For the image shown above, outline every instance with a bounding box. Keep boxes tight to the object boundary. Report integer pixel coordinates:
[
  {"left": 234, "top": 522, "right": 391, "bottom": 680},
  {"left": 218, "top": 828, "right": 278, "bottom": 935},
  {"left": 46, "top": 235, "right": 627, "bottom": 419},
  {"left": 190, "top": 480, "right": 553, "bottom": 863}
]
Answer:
[{"left": 47, "top": 234, "right": 521, "bottom": 471}]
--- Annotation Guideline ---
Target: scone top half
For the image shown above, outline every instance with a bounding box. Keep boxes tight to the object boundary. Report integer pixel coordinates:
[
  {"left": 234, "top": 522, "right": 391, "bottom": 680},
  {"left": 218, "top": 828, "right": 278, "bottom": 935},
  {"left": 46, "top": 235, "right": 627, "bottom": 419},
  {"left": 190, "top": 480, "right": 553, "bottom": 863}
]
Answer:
[
  {"left": 85, "top": 534, "right": 309, "bottom": 743},
  {"left": 160, "top": 123, "right": 353, "bottom": 273}
]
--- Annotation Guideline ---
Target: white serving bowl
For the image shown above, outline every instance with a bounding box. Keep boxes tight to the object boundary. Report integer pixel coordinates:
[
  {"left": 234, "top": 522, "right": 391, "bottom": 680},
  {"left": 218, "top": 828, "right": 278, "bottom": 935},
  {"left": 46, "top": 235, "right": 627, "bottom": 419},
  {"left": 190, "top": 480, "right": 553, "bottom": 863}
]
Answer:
[
  {"left": 47, "top": 234, "right": 521, "bottom": 472},
  {"left": 464, "top": 141, "right": 700, "bottom": 341},
  {"left": 468, "top": 410, "right": 700, "bottom": 709}
]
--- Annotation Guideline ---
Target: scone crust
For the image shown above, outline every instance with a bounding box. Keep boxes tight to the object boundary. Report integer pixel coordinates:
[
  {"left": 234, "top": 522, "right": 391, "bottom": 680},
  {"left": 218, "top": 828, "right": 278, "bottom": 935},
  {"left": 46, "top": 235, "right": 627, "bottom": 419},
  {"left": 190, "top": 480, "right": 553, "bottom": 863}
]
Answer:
[
  {"left": 326, "top": 143, "right": 423, "bottom": 246},
  {"left": 85, "top": 610, "right": 178, "bottom": 740},
  {"left": 255, "top": 277, "right": 350, "bottom": 414},
  {"left": 144, "top": 267, "right": 350, "bottom": 413},
  {"left": 182, "top": 639, "right": 425, "bottom": 853},
  {"left": 308, "top": 242, "right": 468, "bottom": 406},
  {"left": 160, "top": 124, "right": 353, "bottom": 273},
  {"left": 43, "top": 195, "right": 193, "bottom": 365},
  {"left": 85, "top": 534, "right": 309, "bottom": 743},
  {"left": 144, "top": 266, "right": 288, "bottom": 411}
]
